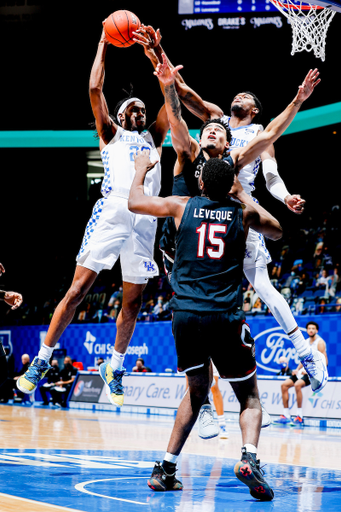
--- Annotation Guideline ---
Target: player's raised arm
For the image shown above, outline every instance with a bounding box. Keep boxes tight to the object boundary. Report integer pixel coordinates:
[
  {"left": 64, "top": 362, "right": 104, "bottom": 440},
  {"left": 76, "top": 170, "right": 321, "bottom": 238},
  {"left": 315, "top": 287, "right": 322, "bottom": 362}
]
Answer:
[
  {"left": 232, "top": 69, "right": 320, "bottom": 173},
  {"left": 128, "top": 150, "right": 188, "bottom": 226},
  {"left": 134, "top": 25, "right": 222, "bottom": 121},
  {"left": 154, "top": 54, "right": 194, "bottom": 163},
  {"left": 89, "top": 26, "right": 117, "bottom": 147}
]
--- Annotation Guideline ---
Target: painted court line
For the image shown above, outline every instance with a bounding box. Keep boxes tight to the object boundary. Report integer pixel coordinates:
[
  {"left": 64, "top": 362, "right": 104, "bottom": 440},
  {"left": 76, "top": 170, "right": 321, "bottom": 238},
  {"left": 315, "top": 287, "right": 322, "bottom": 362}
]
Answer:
[{"left": 0, "top": 492, "right": 86, "bottom": 512}]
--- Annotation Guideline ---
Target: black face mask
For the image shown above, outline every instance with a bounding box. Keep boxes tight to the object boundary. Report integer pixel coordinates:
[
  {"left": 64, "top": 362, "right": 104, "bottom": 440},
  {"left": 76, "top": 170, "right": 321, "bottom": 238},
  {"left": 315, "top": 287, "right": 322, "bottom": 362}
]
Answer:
[{"left": 65, "top": 363, "right": 72, "bottom": 370}]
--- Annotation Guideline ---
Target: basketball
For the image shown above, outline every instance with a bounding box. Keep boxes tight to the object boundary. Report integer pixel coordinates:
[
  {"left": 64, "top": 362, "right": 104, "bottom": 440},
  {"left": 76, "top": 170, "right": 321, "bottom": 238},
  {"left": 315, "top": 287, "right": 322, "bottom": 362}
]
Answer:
[{"left": 104, "top": 10, "right": 141, "bottom": 48}]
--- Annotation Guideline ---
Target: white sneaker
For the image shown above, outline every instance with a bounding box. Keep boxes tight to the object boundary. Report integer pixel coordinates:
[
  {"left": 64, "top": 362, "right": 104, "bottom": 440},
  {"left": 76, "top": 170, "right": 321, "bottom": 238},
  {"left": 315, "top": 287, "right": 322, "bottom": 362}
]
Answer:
[
  {"left": 261, "top": 405, "right": 271, "bottom": 428},
  {"left": 219, "top": 424, "right": 229, "bottom": 439},
  {"left": 300, "top": 350, "right": 328, "bottom": 392},
  {"left": 198, "top": 404, "right": 219, "bottom": 439}
]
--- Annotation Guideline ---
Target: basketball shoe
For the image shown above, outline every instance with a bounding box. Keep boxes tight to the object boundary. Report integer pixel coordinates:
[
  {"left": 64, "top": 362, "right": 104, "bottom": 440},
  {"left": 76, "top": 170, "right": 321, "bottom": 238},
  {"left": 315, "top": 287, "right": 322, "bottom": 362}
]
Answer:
[
  {"left": 147, "top": 462, "right": 183, "bottom": 491},
  {"left": 99, "top": 362, "right": 125, "bottom": 407},
  {"left": 197, "top": 404, "right": 219, "bottom": 439},
  {"left": 17, "top": 357, "right": 52, "bottom": 394},
  {"left": 291, "top": 416, "right": 304, "bottom": 426},
  {"left": 234, "top": 448, "right": 274, "bottom": 501},
  {"left": 300, "top": 350, "right": 328, "bottom": 392},
  {"left": 273, "top": 415, "right": 291, "bottom": 424}
]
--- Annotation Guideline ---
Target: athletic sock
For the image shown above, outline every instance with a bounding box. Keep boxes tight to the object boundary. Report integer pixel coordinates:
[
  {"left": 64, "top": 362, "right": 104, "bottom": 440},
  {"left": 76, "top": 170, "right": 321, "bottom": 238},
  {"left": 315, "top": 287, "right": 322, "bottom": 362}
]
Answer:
[
  {"left": 37, "top": 343, "right": 54, "bottom": 363},
  {"left": 283, "top": 408, "right": 291, "bottom": 419},
  {"left": 163, "top": 453, "right": 178, "bottom": 473},
  {"left": 243, "top": 443, "right": 257, "bottom": 454},
  {"left": 288, "top": 329, "right": 311, "bottom": 358},
  {"left": 110, "top": 349, "right": 125, "bottom": 371},
  {"left": 217, "top": 414, "right": 226, "bottom": 426},
  {"left": 297, "top": 408, "right": 303, "bottom": 418}
]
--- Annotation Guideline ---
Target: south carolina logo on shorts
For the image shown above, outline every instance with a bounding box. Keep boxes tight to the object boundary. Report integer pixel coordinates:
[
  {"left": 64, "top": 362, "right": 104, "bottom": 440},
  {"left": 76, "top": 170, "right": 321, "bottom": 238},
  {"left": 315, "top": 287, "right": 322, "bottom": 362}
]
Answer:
[{"left": 240, "top": 322, "right": 256, "bottom": 359}]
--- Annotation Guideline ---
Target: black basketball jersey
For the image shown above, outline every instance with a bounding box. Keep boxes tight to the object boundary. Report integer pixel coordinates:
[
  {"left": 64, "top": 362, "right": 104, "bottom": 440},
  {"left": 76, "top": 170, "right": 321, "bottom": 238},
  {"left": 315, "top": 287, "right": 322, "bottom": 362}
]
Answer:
[
  {"left": 172, "top": 150, "right": 234, "bottom": 197},
  {"left": 170, "top": 195, "right": 245, "bottom": 312}
]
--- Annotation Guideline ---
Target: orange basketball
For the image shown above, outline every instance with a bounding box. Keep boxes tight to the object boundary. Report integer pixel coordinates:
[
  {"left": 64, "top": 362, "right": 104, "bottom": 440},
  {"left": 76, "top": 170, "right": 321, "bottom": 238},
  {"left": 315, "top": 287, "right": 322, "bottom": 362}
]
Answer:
[{"left": 104, "top": 10, "right": 141, "bottom": 48}]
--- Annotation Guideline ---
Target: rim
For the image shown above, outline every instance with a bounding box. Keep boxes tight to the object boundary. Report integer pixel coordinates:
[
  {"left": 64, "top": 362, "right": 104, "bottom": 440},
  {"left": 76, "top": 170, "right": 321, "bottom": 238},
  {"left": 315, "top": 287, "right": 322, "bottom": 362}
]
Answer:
[{"left": 271, "top": 0, "right": 324, "bottom": 10}]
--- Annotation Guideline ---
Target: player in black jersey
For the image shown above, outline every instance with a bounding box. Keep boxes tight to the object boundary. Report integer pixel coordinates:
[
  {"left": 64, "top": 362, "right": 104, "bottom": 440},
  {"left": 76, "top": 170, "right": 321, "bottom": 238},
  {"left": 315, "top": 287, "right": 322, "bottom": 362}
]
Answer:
[{"left": 129, "top": 151, "right": 281, "bottom": 499}]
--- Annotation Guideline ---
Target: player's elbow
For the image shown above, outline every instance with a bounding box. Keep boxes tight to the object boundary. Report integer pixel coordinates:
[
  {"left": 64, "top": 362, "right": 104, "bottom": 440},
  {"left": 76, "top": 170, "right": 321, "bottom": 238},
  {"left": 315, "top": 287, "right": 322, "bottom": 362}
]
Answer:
[{"left": 268, "top": 225, "right": 283, "bottom": 241}]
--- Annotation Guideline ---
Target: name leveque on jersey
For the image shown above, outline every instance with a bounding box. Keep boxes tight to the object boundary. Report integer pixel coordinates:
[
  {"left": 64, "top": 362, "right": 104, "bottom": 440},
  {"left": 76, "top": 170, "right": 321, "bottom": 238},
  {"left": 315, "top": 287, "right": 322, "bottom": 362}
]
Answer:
[{"left": 193, "top": 208, "right": 233, "bottom": 221}]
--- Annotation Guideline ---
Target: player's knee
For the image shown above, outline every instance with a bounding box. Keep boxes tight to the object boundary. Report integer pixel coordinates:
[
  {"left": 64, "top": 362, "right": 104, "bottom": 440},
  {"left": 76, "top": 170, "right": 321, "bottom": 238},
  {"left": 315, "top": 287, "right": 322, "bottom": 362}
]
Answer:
[{"left": 65, "top": 284, "right": 88, "bottom": 307}]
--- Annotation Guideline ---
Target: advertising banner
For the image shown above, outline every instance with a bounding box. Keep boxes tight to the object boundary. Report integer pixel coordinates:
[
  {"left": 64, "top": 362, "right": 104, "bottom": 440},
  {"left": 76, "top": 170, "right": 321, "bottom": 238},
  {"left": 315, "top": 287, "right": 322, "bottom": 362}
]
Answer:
[
  {"left": 3, "top": 314, "right": 341, "bottom": 378},
  {"left": 69, "top": 372, "right": 341, "bottom": 419}
]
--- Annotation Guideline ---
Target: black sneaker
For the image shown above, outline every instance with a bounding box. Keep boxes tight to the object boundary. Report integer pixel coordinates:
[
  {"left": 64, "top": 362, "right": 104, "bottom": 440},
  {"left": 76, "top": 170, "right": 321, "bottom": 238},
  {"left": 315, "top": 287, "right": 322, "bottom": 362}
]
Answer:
[
  {"left": 234, "top": 448, "right": 274, "bottom": 501},
  {"left": 147, "top": 461, "right": 183, "bottom": 491}
]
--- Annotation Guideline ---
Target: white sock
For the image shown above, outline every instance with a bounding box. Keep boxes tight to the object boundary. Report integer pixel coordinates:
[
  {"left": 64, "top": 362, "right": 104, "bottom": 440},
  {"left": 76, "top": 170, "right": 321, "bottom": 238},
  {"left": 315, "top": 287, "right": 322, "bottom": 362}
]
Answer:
[
  {"left": 283, "top": 408, "right": 291, "bottom": 419},
  {"left": 110, "top": 349, "right": 125, "bottom": 371},
  {"left": 297, "top": 408, "right": 303, "bottom": 418},
  {"left": 289, "top": 329, "right": 311, "bottom": 358},
  {"left": 164, "top": 452, "right": 178, "bottom": 464},
  {"left": 243, "top": 444, "right": 257, "bottom": 454},
  {"left": 217, "top": 414, "right": 226, "bottom": 426},
  {"left": 37, "top": 343, "right": 54, "bottom": 363}
]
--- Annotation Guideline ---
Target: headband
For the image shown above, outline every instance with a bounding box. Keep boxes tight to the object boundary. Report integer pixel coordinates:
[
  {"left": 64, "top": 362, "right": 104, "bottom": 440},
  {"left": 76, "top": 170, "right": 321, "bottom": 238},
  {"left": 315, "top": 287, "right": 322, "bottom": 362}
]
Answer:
[{"left": 117, "top": 97, "right": 145, "bottom": 123}]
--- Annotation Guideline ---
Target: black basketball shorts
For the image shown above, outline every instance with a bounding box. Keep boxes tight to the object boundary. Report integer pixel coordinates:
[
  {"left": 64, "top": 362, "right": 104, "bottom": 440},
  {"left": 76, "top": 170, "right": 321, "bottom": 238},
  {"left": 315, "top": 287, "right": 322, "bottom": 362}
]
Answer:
[{"left": 172, "top": 309, "right": 257, "bottom": 381}]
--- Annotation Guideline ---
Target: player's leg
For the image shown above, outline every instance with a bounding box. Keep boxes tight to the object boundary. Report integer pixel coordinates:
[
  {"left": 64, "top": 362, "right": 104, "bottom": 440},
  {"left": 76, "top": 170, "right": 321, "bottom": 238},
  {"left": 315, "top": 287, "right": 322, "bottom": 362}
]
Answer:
[
  {"left": 100, "top": 212, "right": 159, "bottom": 407},
  {"left": 17, "top": 265, "right": 97, "bottom": 395},
  {"left": 147, "top": 310, "right": 210, "bottom": 491},
  {"left": 100, "top": 281, "right": 147, "bottom": 407},
  {"left": 291, "top": 378, "right": 307, "bottom": 426},
  {"left": 274, "top": 377, "right": 295, "bottom": 423},
  {"left": 148, "top": 365, "right": 211, "bottom": 492},
  {"left": 211, "top": 375, "right": 228, "bottom": 439},
  {"left": 232, "top": 374, "right": 274, "bottom": 501},
  {"left": 244, "top": 263, "right": 328, "bottom": 392}
]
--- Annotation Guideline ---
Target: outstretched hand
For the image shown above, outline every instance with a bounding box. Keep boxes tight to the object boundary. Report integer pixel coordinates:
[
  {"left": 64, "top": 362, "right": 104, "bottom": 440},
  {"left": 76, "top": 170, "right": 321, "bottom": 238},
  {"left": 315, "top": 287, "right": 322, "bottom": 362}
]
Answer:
[
  {"left": 285, "top": 194, "right": 306, "bottom": 214},
  {"left": 296, "top": 68, "right": 321, "bottom": 102},
  {"left": 154, "top": 53, "right": 183, "bottom": 86},
  {"left": 134, "top": 149, "right": 159, "bottom": 174},
  {"left": 4, "top": 291, "right": 23, "bottom": 310},
  {"left": 133, "top": 24, "right": 162, "bottom": 51}
]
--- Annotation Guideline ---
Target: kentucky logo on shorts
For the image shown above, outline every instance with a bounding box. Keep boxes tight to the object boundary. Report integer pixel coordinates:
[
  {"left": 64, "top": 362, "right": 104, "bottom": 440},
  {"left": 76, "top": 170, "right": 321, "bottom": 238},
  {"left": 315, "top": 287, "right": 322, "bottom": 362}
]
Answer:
[{"left": 144, "top": 261, "right": 156, "bottom": 272}]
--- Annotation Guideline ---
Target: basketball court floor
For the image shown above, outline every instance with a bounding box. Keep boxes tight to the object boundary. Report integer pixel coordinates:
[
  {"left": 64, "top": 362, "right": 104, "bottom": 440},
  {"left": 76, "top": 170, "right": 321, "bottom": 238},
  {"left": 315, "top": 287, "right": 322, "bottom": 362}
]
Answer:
[{"left": 1, "top": 403, "right": 341, "bottom": 512}]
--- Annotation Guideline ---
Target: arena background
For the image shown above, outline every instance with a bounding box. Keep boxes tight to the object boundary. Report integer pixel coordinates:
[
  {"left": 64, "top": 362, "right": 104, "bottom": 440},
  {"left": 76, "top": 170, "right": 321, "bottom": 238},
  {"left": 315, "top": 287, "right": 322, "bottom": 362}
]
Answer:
[{"left": 0, "top": 0, "right": 340, "bottom": 347}]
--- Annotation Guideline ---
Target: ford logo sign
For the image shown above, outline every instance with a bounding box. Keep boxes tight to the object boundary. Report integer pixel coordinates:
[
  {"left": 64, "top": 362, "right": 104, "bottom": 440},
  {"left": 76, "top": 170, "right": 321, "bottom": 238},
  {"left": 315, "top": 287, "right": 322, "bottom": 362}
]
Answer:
[{"left": 254, "top": 327, "right": 306, "bottom": 374}]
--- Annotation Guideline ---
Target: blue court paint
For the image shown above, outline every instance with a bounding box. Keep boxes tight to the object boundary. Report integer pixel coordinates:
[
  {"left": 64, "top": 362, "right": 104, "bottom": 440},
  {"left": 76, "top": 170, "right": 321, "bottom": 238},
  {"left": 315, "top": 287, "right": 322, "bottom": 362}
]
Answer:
[{"left": 1, "top": 448, "right": 341, "bottom": 511}]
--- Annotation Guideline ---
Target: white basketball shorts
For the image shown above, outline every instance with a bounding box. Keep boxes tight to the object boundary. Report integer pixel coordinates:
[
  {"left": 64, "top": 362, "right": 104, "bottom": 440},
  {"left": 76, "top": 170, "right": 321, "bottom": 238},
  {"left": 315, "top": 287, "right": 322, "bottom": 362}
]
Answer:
[
  {"left": 243, "top": 227, "right": 272, "bottom": 270},
  {"left": 76, "top": 194, "right": 159, "bottom": 284}
]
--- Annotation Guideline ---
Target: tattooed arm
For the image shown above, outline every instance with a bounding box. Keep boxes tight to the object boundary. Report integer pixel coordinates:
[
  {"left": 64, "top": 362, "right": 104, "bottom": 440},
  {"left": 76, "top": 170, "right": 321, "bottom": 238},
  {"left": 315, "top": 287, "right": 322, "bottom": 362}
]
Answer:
[{"left": 154, "top": 54, "right": 200, "bottom": 170}]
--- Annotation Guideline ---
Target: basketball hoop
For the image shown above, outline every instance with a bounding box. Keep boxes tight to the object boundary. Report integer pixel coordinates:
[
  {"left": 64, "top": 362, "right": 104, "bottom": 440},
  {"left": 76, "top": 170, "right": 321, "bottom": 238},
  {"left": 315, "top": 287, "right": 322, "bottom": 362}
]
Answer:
[{"left": 270, "top": 0, "right": 336, "bottom": 61}]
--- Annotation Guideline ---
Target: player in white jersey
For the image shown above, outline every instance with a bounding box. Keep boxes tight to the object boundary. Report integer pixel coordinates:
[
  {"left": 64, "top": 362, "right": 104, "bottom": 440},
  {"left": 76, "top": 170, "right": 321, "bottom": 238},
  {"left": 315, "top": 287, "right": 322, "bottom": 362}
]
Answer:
[{"left": 17, "top": 26, "right": 170, "bottom": 406}]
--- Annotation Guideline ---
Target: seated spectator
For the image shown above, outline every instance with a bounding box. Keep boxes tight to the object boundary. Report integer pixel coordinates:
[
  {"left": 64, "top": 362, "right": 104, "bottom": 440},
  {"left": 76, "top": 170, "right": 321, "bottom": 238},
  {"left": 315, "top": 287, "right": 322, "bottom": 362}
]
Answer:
[
  {"left": 316, "top": 269, "right": 331, "bottom": 290},
  {"left": 277, "top": 356, "right": 292, "bottom": 377},
  {"left": 328, "top": 266, "right": 340, "bottom": 298},
  {"left": 132, "top": 358, "right": 152, "bottom": 373},
  {"left": 39, "top": 359, "right": 60, "bottom": 406},
  {"left": 50, "top": 356, "right": 77, "bottom": 408}
]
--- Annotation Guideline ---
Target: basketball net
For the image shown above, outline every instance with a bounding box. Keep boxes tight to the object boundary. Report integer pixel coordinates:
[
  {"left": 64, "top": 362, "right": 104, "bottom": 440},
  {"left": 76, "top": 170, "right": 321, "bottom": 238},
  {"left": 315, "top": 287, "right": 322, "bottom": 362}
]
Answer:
[{"left": 270, "top": 1, "right": 336, "bottom": 61}]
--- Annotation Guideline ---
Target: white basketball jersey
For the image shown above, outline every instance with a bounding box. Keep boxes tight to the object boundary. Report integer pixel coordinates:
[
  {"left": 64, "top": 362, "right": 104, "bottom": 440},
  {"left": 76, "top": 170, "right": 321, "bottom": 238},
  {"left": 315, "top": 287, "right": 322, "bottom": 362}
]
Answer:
[
  {"left": 221, "top": 115, "right": 263, "bottom": 196},
  {"left": 100, "top": 127, "right": 161, "bottom": 199}
]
